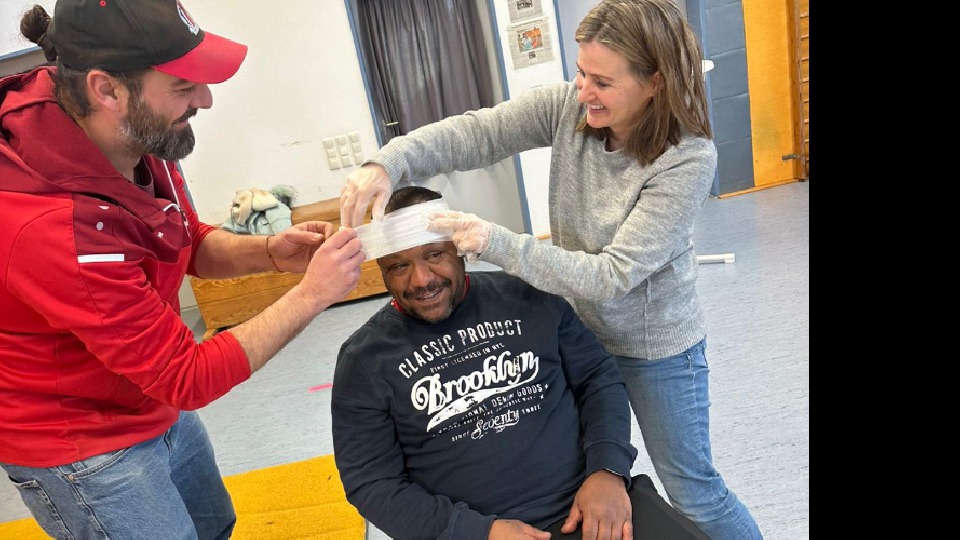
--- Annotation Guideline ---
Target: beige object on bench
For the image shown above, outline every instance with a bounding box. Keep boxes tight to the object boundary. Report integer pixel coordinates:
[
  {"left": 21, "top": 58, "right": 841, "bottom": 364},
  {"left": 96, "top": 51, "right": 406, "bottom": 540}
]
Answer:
[{"left": 190, "top": 198, "right": 387, "bottom": 340}]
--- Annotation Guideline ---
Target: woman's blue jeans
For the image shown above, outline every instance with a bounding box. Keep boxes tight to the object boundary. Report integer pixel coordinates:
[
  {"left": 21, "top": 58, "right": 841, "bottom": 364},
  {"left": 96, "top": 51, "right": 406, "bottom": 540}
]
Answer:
[
  {"left": 1, "top": 411, "right": 235, "bottom": 539},
  {"left": 615, "top": 338, "right": 763, "bottom": 540}
]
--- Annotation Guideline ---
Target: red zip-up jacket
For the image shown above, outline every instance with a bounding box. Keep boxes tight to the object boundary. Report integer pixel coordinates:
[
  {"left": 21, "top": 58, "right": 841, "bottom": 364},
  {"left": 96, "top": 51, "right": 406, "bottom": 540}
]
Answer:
[{"left": 0, "top": 67, "right": 251, "bottom": 467}]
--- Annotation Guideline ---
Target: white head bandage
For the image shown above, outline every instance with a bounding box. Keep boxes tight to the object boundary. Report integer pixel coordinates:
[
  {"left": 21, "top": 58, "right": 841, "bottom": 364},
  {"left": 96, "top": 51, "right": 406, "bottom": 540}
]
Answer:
[{"left": 354, "top": 198, "right": 452, "bottom": 261}]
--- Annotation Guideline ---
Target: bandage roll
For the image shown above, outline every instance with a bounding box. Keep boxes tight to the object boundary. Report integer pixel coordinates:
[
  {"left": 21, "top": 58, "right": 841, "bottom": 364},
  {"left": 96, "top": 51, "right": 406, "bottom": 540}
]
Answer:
[{"left": 354, "top": 199, "right": 453, "bottom": 261}]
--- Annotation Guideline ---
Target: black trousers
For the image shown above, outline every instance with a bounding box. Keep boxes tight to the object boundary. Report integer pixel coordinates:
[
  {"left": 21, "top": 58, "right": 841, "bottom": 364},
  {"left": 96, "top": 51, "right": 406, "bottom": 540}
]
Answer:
[{"left": 542, "top": 474, "right": 708, "bottom": 539}]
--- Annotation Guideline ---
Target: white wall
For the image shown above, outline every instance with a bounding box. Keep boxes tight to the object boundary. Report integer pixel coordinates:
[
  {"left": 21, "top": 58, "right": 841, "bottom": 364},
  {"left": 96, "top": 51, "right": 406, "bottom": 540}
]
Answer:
[
  {"left": 0, "top": 0, "right": 55, "bottom": 59},
  {"left": 176, "top": 0, "right": 376, "bottom": 223},
  {"left": 490, "top": 0, "right": 567, "bottom": 238}
]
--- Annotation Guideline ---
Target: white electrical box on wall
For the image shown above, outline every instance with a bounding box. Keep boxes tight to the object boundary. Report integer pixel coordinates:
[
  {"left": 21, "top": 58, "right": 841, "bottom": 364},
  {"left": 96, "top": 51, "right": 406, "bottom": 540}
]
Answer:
[
  {"left": 322, "top": 137, "right": 341, "bottom": 170},
  {"left": 348, "top": 131, "right": 363, "bottom": 164}
]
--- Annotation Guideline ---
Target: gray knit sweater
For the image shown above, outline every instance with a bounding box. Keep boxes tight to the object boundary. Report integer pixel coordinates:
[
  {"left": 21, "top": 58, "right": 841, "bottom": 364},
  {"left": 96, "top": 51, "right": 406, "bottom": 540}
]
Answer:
[{"left": 371, "top": 81, "right": 717, "bottom": 360}]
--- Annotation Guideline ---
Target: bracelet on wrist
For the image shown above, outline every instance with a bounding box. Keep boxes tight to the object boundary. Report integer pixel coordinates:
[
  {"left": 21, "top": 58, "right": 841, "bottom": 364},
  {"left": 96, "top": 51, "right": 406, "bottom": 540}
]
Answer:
[{"left": 265, "top": 235, "right": 281, "bottom": 272}]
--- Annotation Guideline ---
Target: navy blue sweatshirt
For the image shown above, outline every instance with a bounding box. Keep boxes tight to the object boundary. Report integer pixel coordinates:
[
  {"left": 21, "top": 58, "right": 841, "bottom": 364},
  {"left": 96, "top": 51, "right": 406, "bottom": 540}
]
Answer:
[{"left": 332, "top": 271, "right": 637, "bottom": 539}]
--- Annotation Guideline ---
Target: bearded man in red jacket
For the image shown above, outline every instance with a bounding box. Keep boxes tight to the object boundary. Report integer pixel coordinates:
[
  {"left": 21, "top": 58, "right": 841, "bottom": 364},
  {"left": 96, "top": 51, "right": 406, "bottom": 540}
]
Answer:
[{"left": 0, "top": 1, "right": 363, "bottom": 537}]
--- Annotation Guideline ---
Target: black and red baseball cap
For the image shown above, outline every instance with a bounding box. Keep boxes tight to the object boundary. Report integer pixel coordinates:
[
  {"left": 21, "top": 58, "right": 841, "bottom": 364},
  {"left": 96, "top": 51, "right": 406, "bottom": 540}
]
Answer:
[{"left": 46, "top": 0, "right": 248, "bottom": 84}]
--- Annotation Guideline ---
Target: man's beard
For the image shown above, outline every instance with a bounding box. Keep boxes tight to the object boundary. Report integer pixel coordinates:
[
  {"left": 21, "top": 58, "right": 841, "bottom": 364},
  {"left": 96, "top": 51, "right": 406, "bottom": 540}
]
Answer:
[{"left": 119, "top": 96, "right": 197, "bottom": 161}]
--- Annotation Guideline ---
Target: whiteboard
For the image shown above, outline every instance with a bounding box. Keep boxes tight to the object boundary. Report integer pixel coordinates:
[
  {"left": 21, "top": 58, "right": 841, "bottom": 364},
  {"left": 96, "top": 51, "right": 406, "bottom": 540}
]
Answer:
[{"left": 1, "top": 0, "right": 56, "bottom": 59}]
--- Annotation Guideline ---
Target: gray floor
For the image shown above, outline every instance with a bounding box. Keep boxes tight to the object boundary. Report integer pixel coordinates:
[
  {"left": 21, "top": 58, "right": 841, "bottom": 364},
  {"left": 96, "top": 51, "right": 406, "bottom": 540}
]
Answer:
[{"left": 0, "top": 181, "right": 809, "bottom": 539}]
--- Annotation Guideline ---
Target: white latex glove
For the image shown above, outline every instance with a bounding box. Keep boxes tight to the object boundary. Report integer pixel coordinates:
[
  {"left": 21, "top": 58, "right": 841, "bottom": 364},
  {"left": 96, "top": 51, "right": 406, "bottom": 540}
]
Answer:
[
  {"left": 340, "top": 164, "right": 392, "bottom": 227},
  {"left": 427, "top": 211, "right": 491, "bottom": 263}
]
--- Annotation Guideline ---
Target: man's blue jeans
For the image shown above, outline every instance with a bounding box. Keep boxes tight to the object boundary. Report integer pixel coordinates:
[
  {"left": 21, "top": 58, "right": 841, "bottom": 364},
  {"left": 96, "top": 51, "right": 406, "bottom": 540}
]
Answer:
[
  {"left": 615, "top": 338, "right": 763, "bottom": 540},
  {"left": 1, "top": 411, "right": 235, "bottom": 539}
]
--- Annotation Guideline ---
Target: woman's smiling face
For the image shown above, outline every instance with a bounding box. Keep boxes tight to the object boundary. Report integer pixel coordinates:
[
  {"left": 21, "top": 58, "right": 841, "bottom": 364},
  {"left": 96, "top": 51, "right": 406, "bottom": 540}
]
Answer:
[{"left": 575, "top": 40, "right": 659, "bottom": 149}]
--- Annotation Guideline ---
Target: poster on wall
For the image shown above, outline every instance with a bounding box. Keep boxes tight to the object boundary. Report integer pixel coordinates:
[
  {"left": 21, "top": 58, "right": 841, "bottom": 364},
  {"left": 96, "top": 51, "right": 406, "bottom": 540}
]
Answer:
[
  {"left": 507, "top": 0, "right": 543, "bottom": 23},
  {"left": 508, "top": 18, "right": 554, "bottom": 70}
]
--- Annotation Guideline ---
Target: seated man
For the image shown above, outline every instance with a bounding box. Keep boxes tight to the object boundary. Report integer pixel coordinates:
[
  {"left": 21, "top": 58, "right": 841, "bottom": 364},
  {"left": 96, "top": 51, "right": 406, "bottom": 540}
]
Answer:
[{"left": 331, "top": 187, "right": 707, "bottom": 539}]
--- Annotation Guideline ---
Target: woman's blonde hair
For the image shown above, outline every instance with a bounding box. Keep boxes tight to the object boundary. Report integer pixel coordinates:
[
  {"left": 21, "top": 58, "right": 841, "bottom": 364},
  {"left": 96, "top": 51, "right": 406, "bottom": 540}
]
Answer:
[{"left": 575, "top": 0, "right": 711, "bottom": 166}]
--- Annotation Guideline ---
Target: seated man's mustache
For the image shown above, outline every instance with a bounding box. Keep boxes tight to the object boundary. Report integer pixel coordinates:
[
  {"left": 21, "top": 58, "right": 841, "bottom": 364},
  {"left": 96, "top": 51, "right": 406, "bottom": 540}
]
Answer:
[{"left": 405, "top": 279, "right": 450, "bottom": 299}]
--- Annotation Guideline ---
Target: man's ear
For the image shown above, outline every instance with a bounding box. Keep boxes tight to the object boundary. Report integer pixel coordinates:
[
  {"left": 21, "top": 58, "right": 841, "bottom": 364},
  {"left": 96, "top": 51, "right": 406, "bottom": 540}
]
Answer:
[{"left": 85, "top": 70, "right": 128, "bottom": 113}]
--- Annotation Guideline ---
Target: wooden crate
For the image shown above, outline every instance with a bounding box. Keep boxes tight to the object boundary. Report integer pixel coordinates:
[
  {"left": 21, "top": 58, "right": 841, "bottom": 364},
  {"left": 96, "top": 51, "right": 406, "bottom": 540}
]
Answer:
[{"left": 190, "top": 198, "right": 386, "bottom": 340}]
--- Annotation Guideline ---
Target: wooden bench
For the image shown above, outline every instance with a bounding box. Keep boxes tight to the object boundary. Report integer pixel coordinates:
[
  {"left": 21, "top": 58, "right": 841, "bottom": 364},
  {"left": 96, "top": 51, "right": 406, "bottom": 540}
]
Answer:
[{"left": 190, "top": 198, "right": 387, "bottom": 340}]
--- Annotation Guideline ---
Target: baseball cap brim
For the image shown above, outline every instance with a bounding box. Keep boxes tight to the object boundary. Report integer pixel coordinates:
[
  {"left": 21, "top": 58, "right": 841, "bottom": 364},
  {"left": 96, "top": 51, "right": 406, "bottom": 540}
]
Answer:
[{"left": 152, "top": 31, "right": 248, "bottom": 84}]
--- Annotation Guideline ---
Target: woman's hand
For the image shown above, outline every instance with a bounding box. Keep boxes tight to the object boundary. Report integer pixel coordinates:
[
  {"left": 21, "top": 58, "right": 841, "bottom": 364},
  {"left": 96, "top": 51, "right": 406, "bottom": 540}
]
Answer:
[
  {"left": 340, "top": 164, "right": 392, "bottom": 227},
  {"left": 427, "top": 210, "right": 492, "bottom": 262}
]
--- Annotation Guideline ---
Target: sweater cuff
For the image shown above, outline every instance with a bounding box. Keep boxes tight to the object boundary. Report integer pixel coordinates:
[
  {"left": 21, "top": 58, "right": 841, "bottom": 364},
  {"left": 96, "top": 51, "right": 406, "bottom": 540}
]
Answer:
[
  {"left": 478, "top": 223, "right": 518, "bottom": 268},
  {"left": 448, "top": 503, "right": 497, "bottom": 540},
  {"left": 584, "top": 441, "right": 635, "bottom": 490},
  {"left": 369, "top": 149, "right": 409, "bottom": 189}
]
